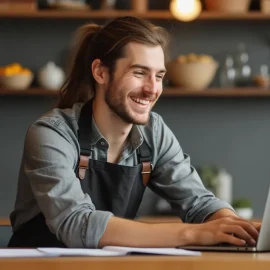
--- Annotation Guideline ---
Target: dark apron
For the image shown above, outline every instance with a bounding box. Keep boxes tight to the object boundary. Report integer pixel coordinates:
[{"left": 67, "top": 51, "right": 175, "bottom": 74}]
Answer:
[{"left": 8, "top": 100, "right": 152, "bottom": 247}]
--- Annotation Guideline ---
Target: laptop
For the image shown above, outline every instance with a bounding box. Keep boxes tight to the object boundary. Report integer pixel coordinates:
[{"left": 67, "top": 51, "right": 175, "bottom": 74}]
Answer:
[{"left": 178, "top": 187, "right": 270, "bottom": 252}]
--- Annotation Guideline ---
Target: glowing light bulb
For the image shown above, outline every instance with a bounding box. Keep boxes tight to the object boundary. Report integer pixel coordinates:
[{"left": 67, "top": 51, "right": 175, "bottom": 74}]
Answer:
[{"left": 170, "top": 0, "right": 202, "bottom": 22}]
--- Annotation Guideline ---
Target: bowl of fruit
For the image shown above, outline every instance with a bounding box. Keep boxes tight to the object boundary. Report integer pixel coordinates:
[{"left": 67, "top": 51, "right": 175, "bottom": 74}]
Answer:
[
  {"left": 166, "top": 53, "right": 218, "bottom": 91},
  {"left": 0, "top": 63, "right": 34, "bottom": 91}
]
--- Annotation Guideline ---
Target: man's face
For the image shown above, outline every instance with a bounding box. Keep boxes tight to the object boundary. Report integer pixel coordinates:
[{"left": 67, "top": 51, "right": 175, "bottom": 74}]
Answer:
[{"left": 104, "top": 42, "right": 166, "bottom": 125}]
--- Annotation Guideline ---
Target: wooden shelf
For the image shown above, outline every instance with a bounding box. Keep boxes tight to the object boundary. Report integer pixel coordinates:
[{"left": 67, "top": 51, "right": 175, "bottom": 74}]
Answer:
[
  {"left": 1, "top": 87, "right": 270, "bottom": 97},
  {"left": 163, "top": 87, "right": 270, "bottom": 97},
  {"left": 199, "top": 11, "right": 270, "bottom": 20},
  {"left": 0, "top": 218, "right": 10, "bottom": 226},
  {"left": 0, "top": 88, "right": 60, "bottom": 96},
  {"left": 0, "top": 10, "right": 270, "bottom": 20}
]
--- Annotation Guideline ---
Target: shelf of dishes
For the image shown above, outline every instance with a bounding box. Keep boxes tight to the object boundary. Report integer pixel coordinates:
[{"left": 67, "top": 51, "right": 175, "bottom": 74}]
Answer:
[
  {"left": 1, "top": 10, "right": 270, "bottom": 20},
  {"left": 1, "top": 52, "right": 270, "bottom": 97},
  {"left": 0, "top": 0, "right": 270, "bottom": 20},
  {"left": 1, "top": 87, "right": 270, "bottom": 98}
]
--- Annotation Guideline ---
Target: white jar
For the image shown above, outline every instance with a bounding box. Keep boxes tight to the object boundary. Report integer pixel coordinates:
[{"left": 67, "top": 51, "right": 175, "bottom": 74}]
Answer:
[
  {"left": 38, "top": 62, "right": 65, "bottom": 91},
  {"left": 235, "top": 208, "right": 253, "bottom": 220},
  {"left": 215, "top": 169, "right": 233, "bottom": 204}
]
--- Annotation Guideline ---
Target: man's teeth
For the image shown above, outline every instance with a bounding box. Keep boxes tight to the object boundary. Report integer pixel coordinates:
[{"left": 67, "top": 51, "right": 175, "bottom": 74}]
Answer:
[{"left": 132, "top": 98, "right": 150, "bottom": 105}]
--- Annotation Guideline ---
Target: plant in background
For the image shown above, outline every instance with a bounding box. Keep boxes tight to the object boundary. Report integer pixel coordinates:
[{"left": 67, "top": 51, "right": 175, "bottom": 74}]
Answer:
[
  {"left": 198, "top": 165, "right": 233, "bottom": 204},
  {"left": 232, "top": 197, "right": 252, "bottom": 209},
  {"left": 232, "top": 197, "right": 253, "bottom": 220},
  {"left": 197, "top": 165, "right": 220, "bottom": 194}
]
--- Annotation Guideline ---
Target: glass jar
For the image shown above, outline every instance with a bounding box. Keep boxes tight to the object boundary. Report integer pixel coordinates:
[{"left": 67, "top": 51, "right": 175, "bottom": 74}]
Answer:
[
  {"left": 219, "top": 54, "right": 236, "bottom": 88},
  {"left": 234, "top": 42, "right": 252, "bottom": 87}
]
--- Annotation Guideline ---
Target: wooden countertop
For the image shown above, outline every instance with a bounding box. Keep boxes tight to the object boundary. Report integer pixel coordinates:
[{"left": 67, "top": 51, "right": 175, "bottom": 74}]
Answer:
[
  {"left": 0, "top": 217, "right": 266, "bottom": 269},
  {"left": 0, "top": 252, "right": 270, "bottom": 270}
]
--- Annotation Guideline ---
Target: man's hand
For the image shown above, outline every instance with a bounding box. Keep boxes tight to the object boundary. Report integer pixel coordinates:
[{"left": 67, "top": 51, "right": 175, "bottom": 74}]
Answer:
[{"left": 188, "top": 216, "right": 260, "bottom": 246}]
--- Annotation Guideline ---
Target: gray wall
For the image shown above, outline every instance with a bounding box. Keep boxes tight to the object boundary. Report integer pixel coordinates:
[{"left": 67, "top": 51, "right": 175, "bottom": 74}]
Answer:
[{"left": 1, "top": 15, "right": 270, "bottom": 219}]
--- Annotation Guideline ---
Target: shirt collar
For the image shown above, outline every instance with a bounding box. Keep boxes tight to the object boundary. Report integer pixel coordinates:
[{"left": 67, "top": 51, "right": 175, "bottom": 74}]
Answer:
[
  {"left": 90, "top": 117, "right": 143, "bottom": 150},
  {"left": 129, "top": 125, "right": 144, "bottom": 150},
  {"left": 90, "top": 116, "right": 105, "bottom": 145}
]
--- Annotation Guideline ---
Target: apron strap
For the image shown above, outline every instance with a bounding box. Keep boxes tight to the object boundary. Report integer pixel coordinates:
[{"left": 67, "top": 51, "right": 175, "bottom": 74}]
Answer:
[
  {"left": 78, "top": 100, "right": 93, "bottom": 180},
  {"left": 141, "top": 161, "right": 152, "bottom": 186},
  {"left": 78, "top": 155, "right": 89, "bottom": 180},
  {"left": 137, "top": 141, "right": 152, "bottom": 186}
]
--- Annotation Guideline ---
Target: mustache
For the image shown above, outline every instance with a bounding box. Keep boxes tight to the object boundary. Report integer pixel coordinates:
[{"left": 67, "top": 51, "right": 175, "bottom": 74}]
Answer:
[{"left": 133, "top": 92, "right": 157, "bottom": 102}]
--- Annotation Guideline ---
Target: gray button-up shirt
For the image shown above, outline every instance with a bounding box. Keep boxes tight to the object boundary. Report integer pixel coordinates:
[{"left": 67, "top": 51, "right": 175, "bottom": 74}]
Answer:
[{"left": 10, "top": 102, "right": 233, "bottom": 248}]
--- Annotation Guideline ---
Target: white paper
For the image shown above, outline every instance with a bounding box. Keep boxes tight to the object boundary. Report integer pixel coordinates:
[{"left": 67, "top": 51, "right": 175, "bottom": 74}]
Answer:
[
  {"left": 38, "top": 248, "right": 127, "bottom": 257},
  {"left": 38, "top": 246, "right": 200, "bottom": 257},
  {"left": 0, "top": 249, "right": 56, "bottom": 258},
  {"left": 103, "top": 246, "right": 201, "bottom": 256}
]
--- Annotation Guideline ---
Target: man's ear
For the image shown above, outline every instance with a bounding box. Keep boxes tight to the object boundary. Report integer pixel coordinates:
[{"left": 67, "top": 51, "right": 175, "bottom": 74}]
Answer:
[{"left": 92, "top": 59, "right": 109, "bottom": 84}]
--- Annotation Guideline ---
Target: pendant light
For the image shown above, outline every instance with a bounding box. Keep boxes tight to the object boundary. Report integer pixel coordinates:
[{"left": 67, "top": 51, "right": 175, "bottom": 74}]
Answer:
[{"left": 170, "top": 0, "right": 202, "bottom": 22}]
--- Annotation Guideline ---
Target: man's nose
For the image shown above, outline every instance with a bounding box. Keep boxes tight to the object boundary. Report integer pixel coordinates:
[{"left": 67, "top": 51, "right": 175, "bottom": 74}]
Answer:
[{"left": 143, "top": 76, "right": 158, "bottom": 94}]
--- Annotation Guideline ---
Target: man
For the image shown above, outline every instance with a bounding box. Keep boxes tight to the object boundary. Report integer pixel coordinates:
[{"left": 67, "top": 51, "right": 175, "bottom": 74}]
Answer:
[{"left": 8, "top": 16, "right": 259, "bottom": 248}]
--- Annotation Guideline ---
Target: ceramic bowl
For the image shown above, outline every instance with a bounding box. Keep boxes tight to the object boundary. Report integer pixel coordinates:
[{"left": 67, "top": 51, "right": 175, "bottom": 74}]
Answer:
[
  {"left": 0, "top": 73, "right": 34, "bottom": 91},
  {"left": 166, "top": 60, "right": 218, "bottom": 91}
]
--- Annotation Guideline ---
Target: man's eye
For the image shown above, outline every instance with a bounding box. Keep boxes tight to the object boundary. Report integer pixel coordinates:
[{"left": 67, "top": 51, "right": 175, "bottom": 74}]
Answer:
[
  {"left": 134, "top": 71, "right": 145, "bottom": 77},
  {"left": 156, "top": 75, "right": 164, "bottom": 80}
]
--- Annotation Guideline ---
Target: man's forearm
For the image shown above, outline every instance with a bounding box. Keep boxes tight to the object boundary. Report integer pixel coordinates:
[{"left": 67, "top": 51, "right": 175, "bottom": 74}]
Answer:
[
  {"left": 98, "top": 209, "right": 237, "bottom": 248},
  {"left": 98, "top": 216, "right": 191, "bottom": 248},
  {"left": 98, "top": 213, "right": 260, "bottom": 248}
]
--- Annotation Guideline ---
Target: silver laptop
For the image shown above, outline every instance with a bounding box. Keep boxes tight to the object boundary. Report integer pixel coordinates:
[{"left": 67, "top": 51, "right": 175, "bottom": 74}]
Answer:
[{"left": 178, "top": 187, "right": 270, "bottom": 252}]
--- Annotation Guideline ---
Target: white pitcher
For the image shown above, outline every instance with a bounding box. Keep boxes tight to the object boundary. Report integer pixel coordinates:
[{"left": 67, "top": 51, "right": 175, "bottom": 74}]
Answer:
[{"left": 38, "top": 62, "right": 65, "bottom": 91}]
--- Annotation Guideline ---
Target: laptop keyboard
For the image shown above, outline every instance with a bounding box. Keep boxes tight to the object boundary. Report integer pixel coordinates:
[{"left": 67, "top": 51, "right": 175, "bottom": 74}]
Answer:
[{"left": 217, "top": 242, "right": 251, "bottom": 247}]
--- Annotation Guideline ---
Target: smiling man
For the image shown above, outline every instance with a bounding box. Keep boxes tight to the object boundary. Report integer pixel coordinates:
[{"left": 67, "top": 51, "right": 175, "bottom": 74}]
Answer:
[{"left": 8, "top": 16, "right": 259, "bottom": 248}]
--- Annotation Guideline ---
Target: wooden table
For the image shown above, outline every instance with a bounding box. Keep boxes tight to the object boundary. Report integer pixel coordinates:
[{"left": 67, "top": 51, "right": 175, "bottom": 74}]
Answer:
[{"left": 0, "top": 252, "right": 270, "bottom": 270}]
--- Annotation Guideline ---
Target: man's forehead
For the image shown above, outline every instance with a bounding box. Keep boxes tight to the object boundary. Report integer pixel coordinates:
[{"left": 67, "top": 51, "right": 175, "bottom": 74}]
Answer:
[
  {"left": 122, "top": 42, "right": 165, "bottom": 70},
  {"left": 124, "top": 41, "right": 163, "bottom": 55}
]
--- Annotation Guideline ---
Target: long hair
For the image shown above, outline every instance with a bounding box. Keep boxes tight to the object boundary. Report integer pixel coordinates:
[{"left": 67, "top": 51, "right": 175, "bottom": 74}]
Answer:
[{"left": 57, "top": 16, "right": 170, "bottom": 109}]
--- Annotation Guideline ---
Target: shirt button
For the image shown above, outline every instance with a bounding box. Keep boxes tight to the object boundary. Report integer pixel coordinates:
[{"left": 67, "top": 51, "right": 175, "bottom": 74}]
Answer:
[{"left": 100, "top": 141, "right": 105, "bottom": 146}]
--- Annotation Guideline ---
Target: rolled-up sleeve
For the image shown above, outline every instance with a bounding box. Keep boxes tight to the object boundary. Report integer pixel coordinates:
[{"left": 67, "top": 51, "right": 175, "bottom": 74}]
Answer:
[
  {"left": 148, "top": 115, "right": 234, "bottom": 223},
  {"left": 24, "top": 118, "right": 113, "bottom": 248}
]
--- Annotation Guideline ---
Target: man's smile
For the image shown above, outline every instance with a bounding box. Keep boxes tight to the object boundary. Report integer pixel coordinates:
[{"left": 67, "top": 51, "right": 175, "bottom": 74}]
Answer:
[{"left": 131, "top": 97, "right": 151, "bottom": 106}]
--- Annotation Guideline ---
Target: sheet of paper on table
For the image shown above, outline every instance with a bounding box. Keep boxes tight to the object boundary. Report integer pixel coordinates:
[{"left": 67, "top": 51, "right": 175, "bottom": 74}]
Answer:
[
  {"left": 38, "top": 246, "right": 201, "bottom": 256},
  {"left": 0, "top": 246, "right": 200, "bottom": 258},
  {"left": 0, "top": 249, "right": 56, "bottom": 258}
]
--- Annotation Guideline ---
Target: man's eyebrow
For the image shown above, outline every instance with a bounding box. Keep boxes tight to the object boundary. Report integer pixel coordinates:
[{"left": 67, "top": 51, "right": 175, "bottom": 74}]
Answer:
[{"left": 129, "top": 64, "right": 166, "bottom": 73}]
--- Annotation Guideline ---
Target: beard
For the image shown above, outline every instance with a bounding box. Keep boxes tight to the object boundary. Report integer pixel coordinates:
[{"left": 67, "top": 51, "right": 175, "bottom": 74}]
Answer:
[{"left": 105, "top": 83, "right": 155, "bottom": 125}]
